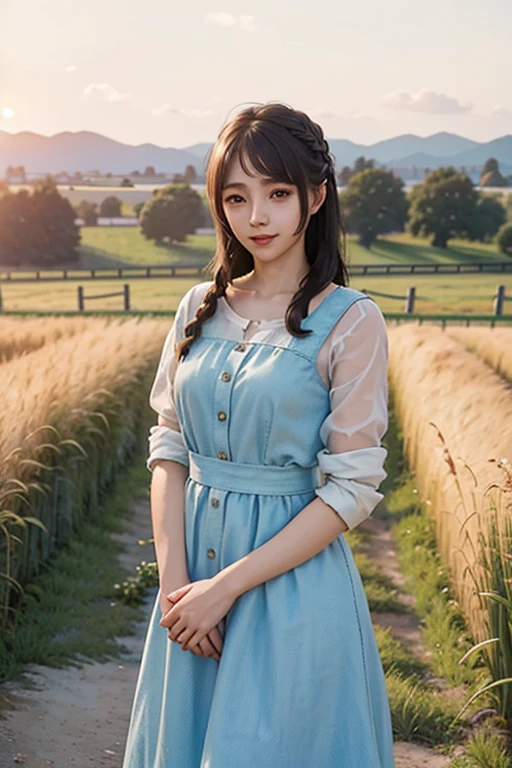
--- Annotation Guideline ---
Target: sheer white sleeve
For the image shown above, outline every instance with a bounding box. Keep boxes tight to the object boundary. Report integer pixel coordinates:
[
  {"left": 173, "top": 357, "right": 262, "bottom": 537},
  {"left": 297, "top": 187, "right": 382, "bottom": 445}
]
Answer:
[
  {"left": 146, "top": 294, "right": 190, "bottom": 472},
  {"left": 315, "top": 298, "right": 389, "bottom": 531}
]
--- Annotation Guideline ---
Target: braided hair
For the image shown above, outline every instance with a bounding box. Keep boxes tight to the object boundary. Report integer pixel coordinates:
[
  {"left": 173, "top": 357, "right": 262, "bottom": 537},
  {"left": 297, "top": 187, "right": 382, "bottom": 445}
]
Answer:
[{"left": 176, "top": 101, "right": 349, "bottom": 361}]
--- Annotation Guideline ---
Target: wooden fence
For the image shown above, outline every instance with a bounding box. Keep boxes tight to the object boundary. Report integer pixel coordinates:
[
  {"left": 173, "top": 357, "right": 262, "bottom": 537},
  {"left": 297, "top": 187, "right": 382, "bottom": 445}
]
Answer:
[{"left": 1, "top": 259, "right": 512, "bottom": 283}]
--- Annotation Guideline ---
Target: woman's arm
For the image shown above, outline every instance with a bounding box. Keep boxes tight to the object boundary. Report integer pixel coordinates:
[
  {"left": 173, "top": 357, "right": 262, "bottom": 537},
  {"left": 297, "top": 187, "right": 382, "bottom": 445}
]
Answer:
[
  {"left": 216, "top": 496, "right": 347, "bottom": 599},
  {"left": 150, "top": 433, "right": 190, "bottom": 596}
]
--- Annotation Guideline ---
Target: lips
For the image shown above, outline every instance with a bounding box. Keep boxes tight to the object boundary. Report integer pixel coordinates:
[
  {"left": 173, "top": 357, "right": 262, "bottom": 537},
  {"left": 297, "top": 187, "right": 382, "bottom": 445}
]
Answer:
[{"left": 250, "top": 235, "right": 277, "bottom": 244}]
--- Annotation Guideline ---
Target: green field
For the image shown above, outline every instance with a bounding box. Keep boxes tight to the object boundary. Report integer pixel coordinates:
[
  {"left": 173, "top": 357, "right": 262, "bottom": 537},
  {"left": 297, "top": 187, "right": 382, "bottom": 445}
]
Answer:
[
  {"left": 1, "top": 229, "right": 510, "bottom": 315},
  {"left": 73, "top": 227, "right": 506, "bottom": 270}
]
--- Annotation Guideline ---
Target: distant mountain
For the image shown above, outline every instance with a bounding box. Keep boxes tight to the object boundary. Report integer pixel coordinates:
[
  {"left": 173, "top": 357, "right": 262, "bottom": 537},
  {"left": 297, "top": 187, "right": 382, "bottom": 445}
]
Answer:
[
  {"left": 0, "top": 130, "right": 200, "bottom": 176},
  {"left": 1, "top": 129, "right": 511, "bottom": 176}
]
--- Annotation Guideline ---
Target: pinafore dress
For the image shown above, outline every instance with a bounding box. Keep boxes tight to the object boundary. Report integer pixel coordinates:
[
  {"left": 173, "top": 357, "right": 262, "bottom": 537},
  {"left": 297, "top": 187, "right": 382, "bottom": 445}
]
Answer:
[{"left": 122, "top": 286, "right": 395, "bottom": 768}]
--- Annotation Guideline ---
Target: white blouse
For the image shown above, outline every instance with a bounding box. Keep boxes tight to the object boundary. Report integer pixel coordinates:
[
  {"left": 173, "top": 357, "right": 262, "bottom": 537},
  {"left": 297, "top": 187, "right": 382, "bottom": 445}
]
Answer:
[{"left": 147, "top": 280, "right": 389, "bottom": 531}]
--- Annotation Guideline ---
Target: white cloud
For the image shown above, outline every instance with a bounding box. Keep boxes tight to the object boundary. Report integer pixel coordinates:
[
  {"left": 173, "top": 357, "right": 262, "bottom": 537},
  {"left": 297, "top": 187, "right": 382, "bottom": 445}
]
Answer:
[
  {"left": 380, "top": 88, "right": 473, "bottom": 115},
  {"left": 204, "top": 12, "right": 256, "bottom": 32},
  {"left": 152, "top": 104, "right": 215, "bottom": 118},
  {"left": 1, "top": 106, "right": 16, "bottom": 119},
  {"left": 82, "top": 83, "right": 133, "bottom": 103},
  {"left": 492, "top": 105, "right": 512, "bottom": 119},
  {"left": 65, "top": 65, "right": 77, "bottom": 73}
]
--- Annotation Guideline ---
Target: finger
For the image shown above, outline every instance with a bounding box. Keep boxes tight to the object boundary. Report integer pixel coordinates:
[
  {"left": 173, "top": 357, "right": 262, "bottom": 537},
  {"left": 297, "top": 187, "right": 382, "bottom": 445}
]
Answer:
[
  {"left": 198, "top": 636, "right": 220, "bottom": 661},
  {"left": 172, "top": 626, "right": 195, "bottom": 648},
  {"left": 181, "top": 629, "right": 205, "bottom": 652},
  {"left": 166, "top": 617, "right": 187, "bottom": 640},
  {"left": 207, "top": 626, "right": 224, "bottom": 655}
]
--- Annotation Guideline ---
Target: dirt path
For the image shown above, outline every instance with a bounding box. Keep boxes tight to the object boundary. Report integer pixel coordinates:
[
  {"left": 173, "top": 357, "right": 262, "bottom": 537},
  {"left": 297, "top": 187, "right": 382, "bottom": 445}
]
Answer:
[
  {"left": 0, "top": 499, "right": 155, "bottom": 768},
  {"left": 0, "top": 500, "right": 453, "bottom": 767}
]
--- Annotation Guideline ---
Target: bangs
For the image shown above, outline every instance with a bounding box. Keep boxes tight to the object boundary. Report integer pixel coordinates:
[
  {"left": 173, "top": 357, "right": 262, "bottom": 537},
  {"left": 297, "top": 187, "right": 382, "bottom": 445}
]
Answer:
[{"left": 227, "top": 127, "right": 301, "bottom": 188}]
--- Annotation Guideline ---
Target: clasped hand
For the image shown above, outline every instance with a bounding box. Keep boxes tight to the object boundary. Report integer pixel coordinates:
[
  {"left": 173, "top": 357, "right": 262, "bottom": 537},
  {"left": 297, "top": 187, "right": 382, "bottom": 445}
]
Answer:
[{"left": 159, "top": 578, "right": 236, "bottom": 660}]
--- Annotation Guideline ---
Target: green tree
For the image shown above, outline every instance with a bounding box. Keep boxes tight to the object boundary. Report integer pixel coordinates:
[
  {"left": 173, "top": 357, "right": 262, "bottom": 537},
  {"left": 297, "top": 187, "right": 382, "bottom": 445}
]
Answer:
[
  {"left": 31, "top": 176, "right": 81, "bottom": 265},
  {"left": 75, "top": 199, "right": 98, "bottom": 225},
  {"left": 339, "top": 168, "right": 408, "bottom": 248},
  {"left": 0, "top": 177, "right": 80, "bottom": 266},
  {"left": 465, "top": 194, "right": 506, "bottom": 243},
  {"left": 506, "top": 194, "right": 512, "bottom": 223},
  {"left": 184, "top": 164, "right": 197, "bottom": 184},
  {"left": 482, "top": 158, "right": 499, "bottom": 174},
  {"left": 496, "top": 223, "right": 512, "bottom": 256},
  {"left": 337, "top": 156, "right": 375, "bottom": 188},
  {"left": 139, "top": 184, "right": 205, "bottom": 244},
  {"left": 99, "top": 195, "right": 122, "bottom": 217},
  {"left": 480, "top": 158, "right": 508, "bottom": 187},
  {"left": 407, "top": 167, "right": 479, "bottom": 248}
]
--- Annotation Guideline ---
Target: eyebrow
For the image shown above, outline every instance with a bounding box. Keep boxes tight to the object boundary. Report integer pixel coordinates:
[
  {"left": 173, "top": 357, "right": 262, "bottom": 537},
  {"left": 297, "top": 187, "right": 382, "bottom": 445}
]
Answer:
[{"left": 222, "top": 178, "right": 286, "bottom": 191}]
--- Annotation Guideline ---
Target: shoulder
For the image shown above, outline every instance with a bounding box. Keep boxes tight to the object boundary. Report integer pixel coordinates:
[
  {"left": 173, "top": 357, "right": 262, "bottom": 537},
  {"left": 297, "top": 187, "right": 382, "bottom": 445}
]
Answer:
[
  {"left": 332, "top": 288, "right": 387, "bottom": 343},
  {"left": 175, "top": 280, "right": 215, "bottom": 327}
]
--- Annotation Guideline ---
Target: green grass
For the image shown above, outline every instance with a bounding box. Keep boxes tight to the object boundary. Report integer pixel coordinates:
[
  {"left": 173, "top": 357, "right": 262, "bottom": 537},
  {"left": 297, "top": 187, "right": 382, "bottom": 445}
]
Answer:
[
  {"left": 0, "top": 453, "right": 153, "bottom": 685},
  {"left": 1, "top": 271, "right": 511, "bottom": 314},
  {"left": 77, "top": 228, "right": 216, "bottom": 269},
  {"left": 75, "top": 228, "right": 506, "bottom": 269},
  {"left": 1, "top": 229, "right": 510, "bottom": 314}
]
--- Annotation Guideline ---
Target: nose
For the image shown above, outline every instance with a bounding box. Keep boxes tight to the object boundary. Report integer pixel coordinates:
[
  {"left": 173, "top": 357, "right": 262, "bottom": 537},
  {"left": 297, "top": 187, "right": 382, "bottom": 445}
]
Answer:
[{"left": 249, "top": 199, "right": 269, "bottom": 228}]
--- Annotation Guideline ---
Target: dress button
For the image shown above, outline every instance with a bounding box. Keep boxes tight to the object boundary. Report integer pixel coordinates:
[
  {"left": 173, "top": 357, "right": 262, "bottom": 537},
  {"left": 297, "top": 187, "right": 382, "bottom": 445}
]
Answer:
[
  {"left": 217, "top": 411, "right": 227, "bottom": 421},
  {"left": 207, "top": 548, "right": 216, "bottom": 559},
  {"left": 217, "top": 450, "right": 228, "bottom": 460},
  {"left": 221, "top": 371, "right": 231, "bottom": 382},
  {"left": 211, "top": 497, "right": 219, "bottom": 508},
  {"left": 234, "top": 343, "right": 246, "bottom": 352}
]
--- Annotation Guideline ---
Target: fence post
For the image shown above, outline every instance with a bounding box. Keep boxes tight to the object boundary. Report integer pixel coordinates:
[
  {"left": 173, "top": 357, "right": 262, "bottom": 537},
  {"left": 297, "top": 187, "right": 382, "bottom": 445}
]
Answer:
[
  {"left": 405, "top": 286, "right": 415, "bottom": 313},
  {"left": 78, "top": 286, "right": 84, "bottom": 311},
  {"left": 494, "top": 285, "right": 505, "bottom": 316},
  {"left": 124, "top": 284, "right": 130, "bottom": 311}
]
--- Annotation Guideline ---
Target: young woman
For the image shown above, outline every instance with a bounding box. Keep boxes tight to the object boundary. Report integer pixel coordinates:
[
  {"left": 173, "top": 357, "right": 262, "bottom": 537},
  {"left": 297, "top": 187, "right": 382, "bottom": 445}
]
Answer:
[{"left": 122, "top": 102, "right": 395, "bottom": 767}]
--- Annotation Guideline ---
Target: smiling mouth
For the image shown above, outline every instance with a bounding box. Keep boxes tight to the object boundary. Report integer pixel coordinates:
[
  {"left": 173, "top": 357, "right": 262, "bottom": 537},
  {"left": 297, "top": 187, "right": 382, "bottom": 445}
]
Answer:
[{"left": 250, "top": 235, "right": 277, "bottom": 242}]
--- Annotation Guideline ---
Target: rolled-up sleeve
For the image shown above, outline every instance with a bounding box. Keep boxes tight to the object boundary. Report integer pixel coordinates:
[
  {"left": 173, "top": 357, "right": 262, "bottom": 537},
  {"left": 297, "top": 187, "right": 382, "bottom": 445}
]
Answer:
[
  {"left": 147, "top": 302, "right": 189, "bottom": 472},
  {"left": 315, "top": 298, "right": 389, "bottom": 530}
]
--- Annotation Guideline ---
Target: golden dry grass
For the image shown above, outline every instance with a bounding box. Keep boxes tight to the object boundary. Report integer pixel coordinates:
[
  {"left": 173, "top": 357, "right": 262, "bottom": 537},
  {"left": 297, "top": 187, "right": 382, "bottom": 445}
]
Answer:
[
  {"left": 387, "top": 322, "right": 512, "bottom": 640},
  {"left": 445, "top": 326, "right": 512, "bottom": 384},
  {"left": 0, "top": 316, "right": 172, "bottom": 481},
  {"left": 0, "top": 316, "right": 116, "bottom": 363},
  {"left": 0, "top": 315, "right": 174, "bottom": 602}
]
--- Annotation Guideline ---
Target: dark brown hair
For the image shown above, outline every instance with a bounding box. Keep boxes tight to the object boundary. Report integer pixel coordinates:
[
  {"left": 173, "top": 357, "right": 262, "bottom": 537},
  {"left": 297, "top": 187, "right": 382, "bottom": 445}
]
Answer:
[{"left": 176, "top": 101, "right": 349, "bottom": 361}]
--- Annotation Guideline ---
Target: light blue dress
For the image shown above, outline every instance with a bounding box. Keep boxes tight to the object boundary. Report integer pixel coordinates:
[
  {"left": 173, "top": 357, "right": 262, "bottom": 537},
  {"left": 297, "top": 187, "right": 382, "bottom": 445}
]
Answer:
[{"left": 122, "top": 285, "right": 395, "bottom": 767}]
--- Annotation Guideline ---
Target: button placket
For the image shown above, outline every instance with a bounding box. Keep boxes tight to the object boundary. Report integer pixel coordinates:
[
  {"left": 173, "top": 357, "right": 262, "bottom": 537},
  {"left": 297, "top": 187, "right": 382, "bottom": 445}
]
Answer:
[
  {"left": 212, "top": 343, "right": 248, "bottom": 462},
  {"left": 206, "top": 489, "right": 226, "bottom": 566}
]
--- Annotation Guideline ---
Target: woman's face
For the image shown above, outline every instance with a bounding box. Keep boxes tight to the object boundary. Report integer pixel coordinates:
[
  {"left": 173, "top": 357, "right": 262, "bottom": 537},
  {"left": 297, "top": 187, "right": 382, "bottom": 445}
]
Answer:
[{"left": 221, "top": 154, "right": 326, "bottom": 266}]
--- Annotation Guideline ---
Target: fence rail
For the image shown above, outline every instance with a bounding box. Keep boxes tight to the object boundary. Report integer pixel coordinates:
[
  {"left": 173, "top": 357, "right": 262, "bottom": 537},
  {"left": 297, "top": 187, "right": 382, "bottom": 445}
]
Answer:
[
  {"left": 1, "top": 259, "right": 512, "bottom": 283},
  {"left": 0, "top": 308, "right": 511, "bottom": 328}
]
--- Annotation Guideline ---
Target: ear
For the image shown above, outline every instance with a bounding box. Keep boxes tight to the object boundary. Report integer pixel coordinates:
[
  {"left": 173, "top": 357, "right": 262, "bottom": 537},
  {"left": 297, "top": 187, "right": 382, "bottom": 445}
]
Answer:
[{"left": 310, "top": 181, "right": 327, "bottom": 216}]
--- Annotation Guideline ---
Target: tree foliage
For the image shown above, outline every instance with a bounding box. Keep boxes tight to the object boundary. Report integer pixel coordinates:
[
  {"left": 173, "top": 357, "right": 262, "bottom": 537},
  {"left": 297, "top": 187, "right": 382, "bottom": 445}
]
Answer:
[
  {"left": 337, "top": 156, "right": 375, "bottom": 187},
  {"left": 0, "top": 176, "right": 80, "bottom": 266},
  {"left": 75, "top": 199, "right": 98, "bottom": 225},
  {"left": 497, "top": 223, "right": 512, "bottom": 256},
  {"left": 139, "top": 184, "right": 205, "bottom": 244},
  {"left": 339, "top": 168, "right": 408, "bottom": 248},
  {"left": 99, "top": 195, "right": 122, "bottom": 217},
  {"left": 466, "top": 194, "right": 506, "bottom": 243},
  {"left": 480, "top": 158, "right": 508, "bottom": 188},
  {"left": 407, "top": 167, "right": 480, "bottom": 248}
]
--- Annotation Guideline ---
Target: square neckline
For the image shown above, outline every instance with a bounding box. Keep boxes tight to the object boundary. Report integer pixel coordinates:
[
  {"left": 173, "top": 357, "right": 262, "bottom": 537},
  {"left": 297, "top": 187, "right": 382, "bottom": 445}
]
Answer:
[{"left": 219, "top": 284, "right": 342, "bottom": 328}]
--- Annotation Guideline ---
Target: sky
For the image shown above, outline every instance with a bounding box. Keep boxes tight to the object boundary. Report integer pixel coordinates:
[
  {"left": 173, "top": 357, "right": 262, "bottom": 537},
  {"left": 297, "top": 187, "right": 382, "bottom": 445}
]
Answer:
[{"left": 1, "top": 0, "right": 511, "bottom": 149}]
